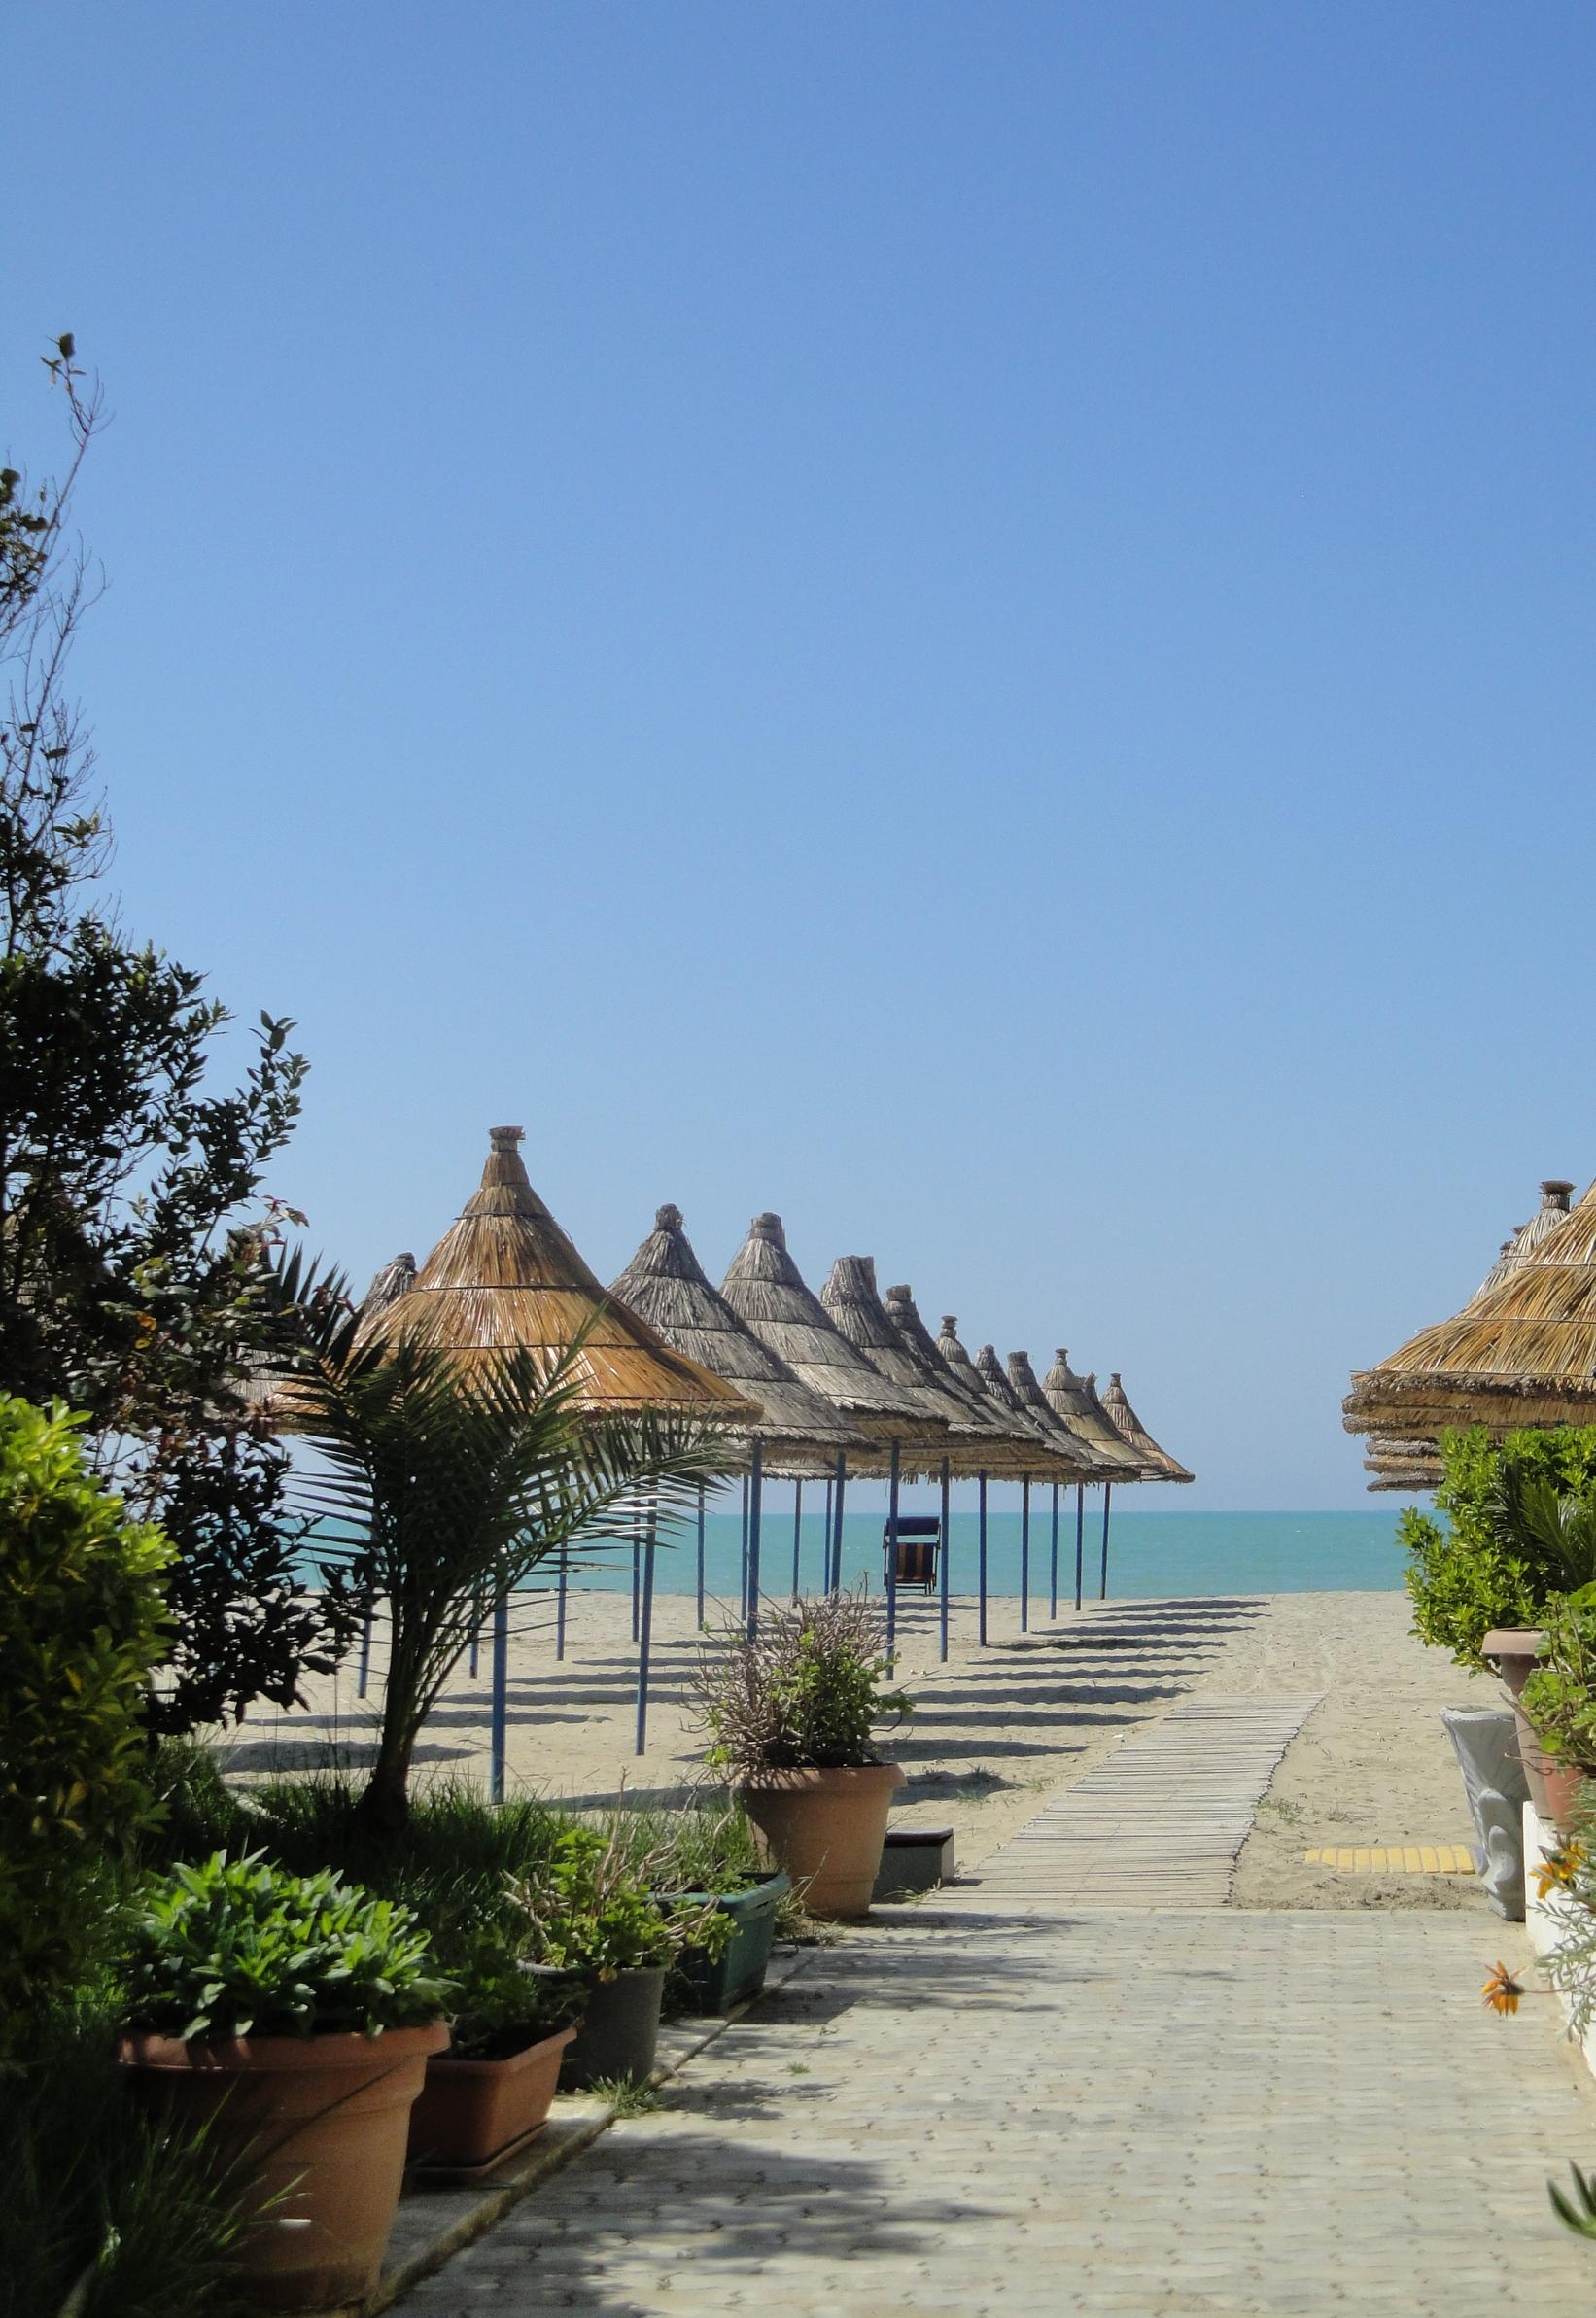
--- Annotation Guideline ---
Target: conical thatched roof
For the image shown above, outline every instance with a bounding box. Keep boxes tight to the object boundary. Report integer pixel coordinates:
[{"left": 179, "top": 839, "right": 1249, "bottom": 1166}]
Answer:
[
  {"left": 937, "top": 1314, "right": 1046, "bottom": 1458},
  {"left": 1042, "top": 1349, "right": 1145, "bottom": 1480},
  {"left": 970, "top": 1341, "right": 1074, "bottom": 1475},
  {"left": 1005, "top": 1351, "right": 1101, "bottom": 1479},
  {"left": 360, "top": 1252, "right": 417, "bottom": 1324},
  {"left": 352, "top": 1128, "right": 756, "bottom": 1418},
  {"left": 1344, "top": 1174, "right": 1596, "bottom": 1444},
  {"left": 609, "top": 1205, "right": 863, "bottom": 1468},
  {"left": 1101, "top": 1372, "right": 1193, "bottom": 1482},
  {"left": 719, "top": 1213, "right": 945, "bottom": 1453},
  {"left": 882, "top": 1285, "right": 1051, "bottom": 1475},
  {"left": 1474, "top": 1180, "right": 1577, "bottom": 1299}
]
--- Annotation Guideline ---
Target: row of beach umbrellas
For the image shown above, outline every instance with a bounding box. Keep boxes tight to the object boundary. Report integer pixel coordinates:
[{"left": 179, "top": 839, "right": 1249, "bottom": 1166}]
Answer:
[{"left": 349, "top": 1127, "right": 1192, "bottom": 1774}]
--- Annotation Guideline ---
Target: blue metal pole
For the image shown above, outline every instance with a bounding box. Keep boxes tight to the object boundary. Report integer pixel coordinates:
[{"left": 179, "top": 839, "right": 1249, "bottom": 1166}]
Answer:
[
  {"left": 885, "top": 1438, "right": 902, "bottom": 1663},
  {"left": 746, "top": 1441, "right": 765, "bottom": 1641},
  {"left": 938, "top": 1455, "right": 951, "bottom": 1663},
  {"left": 631, "top": 1527, "right": 641, "bottom": 1643},
  {"left": 822, "top": 1476, "right": 833, "bottom": 1593},
  {"left": 1020, "top": 1475, "right": 1031, "bottom": 1634},
  {"left": 791, "top": 1477, "right": 803, "bottom": 1600},
  {"left": 831, "top": 1452, "right": 847, "bottom": 1592},
  {"left": 556, "top": 1547, "right": 568, "bottom": 1662},
  {"left": 740, "top": 1472, "right": 750, "bottom": 1620},
  {"left": 1050, "top": 1482, "right": 1059, "bottom": 1619},
  {"left": 978, "top": 1470, "right": 989, "bottom": 1647},
  {"left": 1074, "top": 1484, "right": 1085, "bottom": 1613},
  {"left": 634, "top": 1501, "right": 658, "bottom": 1756},
  {"left": 695, "top": 1482, "right": 706, "bottom": 1631},
  {"left": 1099, "top": 1480, "right": 1113, "bottom": 1600},
  {"left": 489, "top": 1570, "right": 509, "bottom": 1806},
  {"left": 357, "top": 1604, "right": 373, "bottom": 1700}
]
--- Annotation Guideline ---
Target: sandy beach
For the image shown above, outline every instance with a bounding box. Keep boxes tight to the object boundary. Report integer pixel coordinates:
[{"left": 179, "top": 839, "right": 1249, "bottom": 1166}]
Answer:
[{"left": 229, "top": 1586, "right": 1500, "bottom": 1914}]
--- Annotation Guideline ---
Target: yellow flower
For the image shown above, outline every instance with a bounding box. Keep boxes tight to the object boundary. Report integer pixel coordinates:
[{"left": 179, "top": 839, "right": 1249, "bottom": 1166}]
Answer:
[
  {"left": 1481, "top": 1960, "right": 1524, "bottom": 2016},
  {"left": 1535, "top": 1841, "right": 1586, "bottom": 1901}
]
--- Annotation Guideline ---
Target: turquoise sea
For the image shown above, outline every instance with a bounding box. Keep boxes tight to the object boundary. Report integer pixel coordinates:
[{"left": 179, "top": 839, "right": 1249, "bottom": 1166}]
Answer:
[{"left": 507, "top": 1506, "right": 1414, "bottom": 1603}]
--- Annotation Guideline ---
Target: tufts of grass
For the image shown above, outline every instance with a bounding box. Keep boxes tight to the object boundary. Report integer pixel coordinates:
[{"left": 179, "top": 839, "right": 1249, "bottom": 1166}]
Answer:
[{"left": 587, "top": 2073, "right": 662, "bottom": 2117}]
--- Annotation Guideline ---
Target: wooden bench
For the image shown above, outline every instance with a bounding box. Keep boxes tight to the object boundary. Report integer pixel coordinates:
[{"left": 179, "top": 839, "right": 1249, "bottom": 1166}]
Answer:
[{"left": 883, "top": 1514, "right": 941, "bottom": 1593}]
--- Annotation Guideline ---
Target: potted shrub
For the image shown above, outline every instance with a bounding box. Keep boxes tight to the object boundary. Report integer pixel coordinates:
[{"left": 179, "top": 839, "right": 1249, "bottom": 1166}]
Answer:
[
  {"left": 1520, "top": 1589, "right": 1596, "bottom": 1833},
  {"left": 118, "top": 1851, "right": 451, "bottom": 2312},
  {"left": 513, "top": 1826, "right": 726, "bottom": 2090},
  {"left": 405, "top": 1912, "right": 585, "bottom": 2172},
  {"left": 607, "top": 1800, "right": 791, "bottom": 2015},
  {"left": 690, "top": 1590, "right": 912, "bottom": 1920}
]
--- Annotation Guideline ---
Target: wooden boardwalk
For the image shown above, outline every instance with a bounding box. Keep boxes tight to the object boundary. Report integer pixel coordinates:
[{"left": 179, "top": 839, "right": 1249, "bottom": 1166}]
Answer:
[{"left": 941, "top": 1693, "right": 1324, "bottom": 1909}]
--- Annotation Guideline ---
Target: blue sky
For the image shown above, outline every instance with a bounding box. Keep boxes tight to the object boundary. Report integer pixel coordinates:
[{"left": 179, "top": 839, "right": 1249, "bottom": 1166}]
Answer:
[{"left": 8, "top": 3, "right": 1594, "bottom": 1509}]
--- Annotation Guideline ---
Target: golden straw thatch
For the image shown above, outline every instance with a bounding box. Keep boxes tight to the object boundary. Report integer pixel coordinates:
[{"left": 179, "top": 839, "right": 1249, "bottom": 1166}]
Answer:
[
  {"left": 882, "top": 1284, "right": 1062, "bottom": 1476},
  {"left": 1100, "top": 1372, "right": 1193, "bottom": 1482},
  {"left": 1041, "top": 1349, "right": 1145, "bottom": 1480},
  {"left": 609, "top": 1205, "right": 865, "bottom": 1470},
  {"left": 352, "top": 1127, "right": 757, "bottom": 1418},
  {"left": 937, "top": 1314, "right": 1048, "bottom": 1461},
  {"left": 718, "top": 1213, "right": 948, "bottom": 1456},
  {"left": 1474, "top": 1179, "right": 1577, "bottom": 1298},
  {"left": 1344, "top": 1173, "right": 1596, "bottom": 1447}
]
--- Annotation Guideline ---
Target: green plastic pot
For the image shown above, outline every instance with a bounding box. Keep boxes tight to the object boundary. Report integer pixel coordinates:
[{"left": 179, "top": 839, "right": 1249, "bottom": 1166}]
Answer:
[{"left": 669, "top": 1872, "right": 790, "bottom": 2014}]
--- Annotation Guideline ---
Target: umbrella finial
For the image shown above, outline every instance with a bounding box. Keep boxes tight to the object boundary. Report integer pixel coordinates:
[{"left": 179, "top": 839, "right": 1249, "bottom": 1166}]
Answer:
[
  {"left": 751, "top": 1212, "right": 786, "bottom": 1245},
  {"left": 490, "top": 1124, "right": 524, "bottom": 1151},
  {"left": 656, "top": 1202, "right": 684, "bottom": 1229}
]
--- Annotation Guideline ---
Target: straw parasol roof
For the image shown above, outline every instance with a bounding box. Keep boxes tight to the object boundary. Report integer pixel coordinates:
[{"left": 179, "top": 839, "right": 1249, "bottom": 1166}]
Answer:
[
  {"left": 1101, "top": 1372, "right": 1194, "bottom": 1482},
  {"left": 1005, "top": 1351, "right": 1105, "bottom": 1480},
  {"left": 359, "top": 1252, "right": 417, "bottom": 1323},
  {"left": 351, "top": 1127, "right": 757, "bottom": 1420},
  {"left": 719, "top": 1214, "right": 947, "bottom": 1458},
  {"left": 1041, "top": 1349, "right": 1146, "bottom": 1480},
  {"left": 882, "top": 1284, "right": 1059, "bottom": 1476},
  {"left": 937, "top": 1314, "right": 1046, "bottom": 1458},
  {"left": 609, "top": 1205, "right": 865, "bottom": 1470},
  {"left": 1356, "top": 1178, "right": 1579, "bottom": 1490},
  {"left": 969, "top": 1339, "right": 1077, "bottom": 1475},
  {"left": 1344, "top": 1174, "right": 1596, "bottom": 1449}
]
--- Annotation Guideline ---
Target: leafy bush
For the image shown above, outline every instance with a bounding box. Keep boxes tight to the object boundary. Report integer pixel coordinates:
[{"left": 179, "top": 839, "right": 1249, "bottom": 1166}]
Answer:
[
  {"left": 596, "top": 1796, "right": 769, "bottom": 1895},
  {"left": 512, "top": 1824, "right": 727, "bottom": 1979},
  {"left": 121, "top": 1852, "right": 452, "bottom": 2040},
  {"left": 1403, "top": 1426, "right": 1596, "bottom": 1672},
  {"left": 1523, "top": 1589, "right": 1596, "bottom": 1764},
  {"left": 0, "top": 1395, "right": 172, "bottom": 2039},
  {"left": 691, "top": 1590, "right": 912, "bottom": 1774},
  {"left": 0, "top": 2007, "right": 252, "bottom": 2318}
]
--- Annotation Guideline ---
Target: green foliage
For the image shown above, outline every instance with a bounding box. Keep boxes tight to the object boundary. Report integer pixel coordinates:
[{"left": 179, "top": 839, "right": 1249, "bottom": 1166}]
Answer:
[
  {"left": 1550, "top": 2162, "right": 1596, "bottom": 2242},
  {"left": 0, "top": 1396, "right": 171, "bottom": 2040},
  {"left": 586, "top": 2073, "right": 661, "bottom": 2116},
  {"left": 1522, "top": 1588, "right": 1596, "bottom": 1763},
  {"left": 1402, "top": 1426, "right": 1596, "bottom": 1672},
  {"left": 269, "top": 1257, "right": 731, "bottom": 1825},
  {"left": 692, "top": 1589, "right": 913, "bottom": 1774},
  {"left": 0, "top": 341, "right": 351, "bottom": 1734},
  {"left": 121, "top": 1852, "right": 452, "bottom": 2040},
  {"left": 597, "top": 1796, "right": 768, "bottom": 1895},
  {"left": 0, "top": 2004, "right": 253, "bottom": 2318},
  {"left": 512, "top": 1823, "right": 726, "bottom": 1979}
]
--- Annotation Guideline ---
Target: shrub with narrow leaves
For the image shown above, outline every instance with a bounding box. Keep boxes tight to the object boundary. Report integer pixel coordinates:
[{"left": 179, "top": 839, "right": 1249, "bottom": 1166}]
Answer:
[
  {"left": 122, "top": 1852, "right": 452, "bottom": 2040},
  {"left": 691, "top": 1590, "right": 912, "bottom": 1775}
]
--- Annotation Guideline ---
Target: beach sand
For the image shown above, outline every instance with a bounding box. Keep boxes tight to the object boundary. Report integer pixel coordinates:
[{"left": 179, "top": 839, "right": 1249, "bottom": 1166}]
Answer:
[{"left": 232, "top": 1587, "right": 1500, "bottom": 1913}]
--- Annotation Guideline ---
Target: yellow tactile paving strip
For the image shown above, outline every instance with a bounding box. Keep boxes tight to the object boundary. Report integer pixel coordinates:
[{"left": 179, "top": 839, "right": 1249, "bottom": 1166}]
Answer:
[{"left": 1302, "top": 1844, "right": 1475, "bottom": 1875}]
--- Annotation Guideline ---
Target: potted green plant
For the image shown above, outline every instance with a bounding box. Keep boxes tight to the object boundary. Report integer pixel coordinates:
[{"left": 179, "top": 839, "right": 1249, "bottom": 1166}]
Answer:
[
  {"left": 118, "top": 1852, "right": 451, "bottom": 2312},
  {"left": 606, "top": 1800, "right": 791, "bottom": 2015},
  {"left": 405, "top": 1908, "right": 584, "bottom": 2173},
  {"left": 1520, "top": 1589, "right": 1596, "bottom": 1832},
  {"left": 690, "top": 1590, "right": 912, "bottom": 1920},
  {"left": 513, "top": 1826, "right": 726, "bottom": 2089}
]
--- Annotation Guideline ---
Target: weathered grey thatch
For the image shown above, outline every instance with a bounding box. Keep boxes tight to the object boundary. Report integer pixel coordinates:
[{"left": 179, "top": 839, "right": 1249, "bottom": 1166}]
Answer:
[
  {"left": 937, "top": 1314, "right": 1048, "bottom": 1460},
  {"left": 719, "top": 1214, "right": 947, "bottom": 1455},
  {"left": 882, "top": 1285, "right": 1054, "bottom": 1475},
  {"left": 609, "top": 1205, "right": 865, "bottom": 1470},
  {"left": 1005, "top": 1351, "right": 1101, "bottom": 1480},
  {"left": 360, "top": 1252, "right": 417, "bottom": 1324},
  {"left": 969, "top": 1340, "right": 1074, "bottom": 1474},
  {"left": 1041, "top": 1349, "right": 1146, "bottom": 1479},
  {"left": 1101, "top": 1372, "right": 1194, "bottom": 1483},
  {"left": 1343, "top": 1173, "right": 1596, "bottom": 1445},
  {"left": 353, "top": 1127, "right": 757, "bottom": 1419}
]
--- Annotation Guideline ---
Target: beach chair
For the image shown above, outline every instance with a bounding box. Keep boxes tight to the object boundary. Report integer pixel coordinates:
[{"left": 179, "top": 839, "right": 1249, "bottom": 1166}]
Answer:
[{"left": 883, "top": 1514, "right": 941, "bottom": 1594}]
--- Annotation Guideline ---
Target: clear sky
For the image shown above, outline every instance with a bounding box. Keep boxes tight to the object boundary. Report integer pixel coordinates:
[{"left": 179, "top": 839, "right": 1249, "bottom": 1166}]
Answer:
[{"left": 8, "top": 4, "right": 1594, "bottom": 1509}]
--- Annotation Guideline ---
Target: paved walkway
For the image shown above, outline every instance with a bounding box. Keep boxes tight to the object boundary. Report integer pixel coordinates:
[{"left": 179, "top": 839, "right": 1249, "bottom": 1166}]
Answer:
[{"left": 398, "top": 1681, "right": 1596, "bottom": 2315}]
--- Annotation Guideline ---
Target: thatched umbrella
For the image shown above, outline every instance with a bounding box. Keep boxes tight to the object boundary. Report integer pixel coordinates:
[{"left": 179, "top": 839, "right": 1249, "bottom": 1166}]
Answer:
[
  {"left": 1359, "top": 1179, "right": 1579, "bottom": 1491},
  {"left": 354, "top": 1128, "right": 757, "bottom": 1775},
  {"left": 1343, "top": 1175, "right": 1596, "bottom": 1459},
  {"left": 1006, "top": 1351, "right": 1113, "bottom": 1622},
  {"left": 1042, "top": 1347, "right": 1147, "bottom": 1610},
  {"left": 610, "top": 1205, "right": 868, "bottom": 1624},
  {"left": 934, "top": 1317, "right": 1058, "bottom": 1645},
  {"left": 967, "top": 1344, "right": 1092, "bottom": 1632},
  {"left": 1101, "top": 1372, "right": 1194, "bottom": 1482}
]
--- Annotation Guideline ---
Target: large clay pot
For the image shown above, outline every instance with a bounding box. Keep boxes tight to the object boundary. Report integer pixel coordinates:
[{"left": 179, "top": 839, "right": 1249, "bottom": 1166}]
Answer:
[
  {"left": 561, "top": 1967, "right": 665, "bottom": 2090},
  {"left": 406, "top": 2024, "right": 576, "bottom": 2172},
  {"left": 739, "top": 1762, "right": 907, "bottom": 1920},
  {"left": 120, "top": 2021, "right": 447, "bottom": 2311}
]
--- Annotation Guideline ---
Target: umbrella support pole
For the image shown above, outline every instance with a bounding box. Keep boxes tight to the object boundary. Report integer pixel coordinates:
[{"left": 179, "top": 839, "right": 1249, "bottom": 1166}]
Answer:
[
  {"left": 635, "top": 1502, "right": 658, "bottom": 1756},
  {"left": 822, "top": 1476, "right": 833, "bottom": 1596},
  {"left": 695, "top": 1483, "right": 706, "bottom": 1632},
  {"left": 740, "top": 1473, "right": 750, "bottom": 1622},
  {"left": 1020, "top": 1476, "right": 1030, "bottom": 1634},
  {"left": 1100, "top": 1482, "right": 1113, "bottom": 1600},
  {"left": 357, "top": 1606, "right": 373, "bottom": 1701},
  {"left": 1049, "top": 1482, "right": 1059, "bottom": 1619},
  {"left": 978, "top": 1471, "right": 989, "bottom": 1647},
  {"left": 556, "top": 1549, "right": 568, "bottom": 1662},
  {"left": 791, "top": 1477, "right": 803, "bottom": 1601},
  {"left": 745, "top": 1441, "right": 765, "bottom": 1641},
  {"left": 489, "top": 1571, "right": 509, "bottom": 1807},
  {"left": 830, "top": 1453, "right": 847, "bottom": 1592},
  {"left": 631, "top": 1528, "right": 641, "bottom": 1643},
  {"left": 885, "top": 1439, "right": 902, "bottom": 1665},
  {"left": 468, "top": 1585, "right": 482, "bottom": 1680},
  {"left": 938, "top": 1457, "right": 951, "bottom": 1662},
  {"left": 1074, "top": 1485, "right": 1085, "bottom": 1613}
]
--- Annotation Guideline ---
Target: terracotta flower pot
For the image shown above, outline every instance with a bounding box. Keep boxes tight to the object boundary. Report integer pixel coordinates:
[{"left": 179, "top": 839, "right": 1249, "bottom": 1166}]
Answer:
[
  {"left": 561, "top": 1967, "right": 666, "bottom": 2090},
  {"left": 1483, "top": 1629, "right": 1555, "bottom": 1818},
  {"left": 739, "top": 1762, "right": 907, "bottom": 1920},
  {"left": 119, "top": 2021, "right": 447, "bottom": 2311},
  {"left": 406, "top": 2024, "right": 576, "bottom": 2172}
]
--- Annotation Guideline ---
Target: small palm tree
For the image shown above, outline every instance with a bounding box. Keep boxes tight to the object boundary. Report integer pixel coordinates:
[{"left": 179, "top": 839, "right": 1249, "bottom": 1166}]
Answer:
[
  {"left": 271, "top": 1257, "right": 731, "bottom": 1831},
  {"left": 1486, "top": 1465, "right": 1596, "bottom": 1596}
]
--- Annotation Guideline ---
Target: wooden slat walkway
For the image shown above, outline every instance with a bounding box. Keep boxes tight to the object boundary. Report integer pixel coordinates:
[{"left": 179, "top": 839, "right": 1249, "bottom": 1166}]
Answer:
[{"left": 942, "top": 1693, "right": 1323, "bottom": 1910}]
